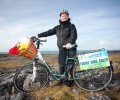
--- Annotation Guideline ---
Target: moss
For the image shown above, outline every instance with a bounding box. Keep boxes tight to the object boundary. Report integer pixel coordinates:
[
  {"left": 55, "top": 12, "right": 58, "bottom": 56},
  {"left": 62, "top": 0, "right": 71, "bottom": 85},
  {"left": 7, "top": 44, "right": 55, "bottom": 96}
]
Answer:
[{"left": 59, "top": 92, "right": 74, "bottom": 100}]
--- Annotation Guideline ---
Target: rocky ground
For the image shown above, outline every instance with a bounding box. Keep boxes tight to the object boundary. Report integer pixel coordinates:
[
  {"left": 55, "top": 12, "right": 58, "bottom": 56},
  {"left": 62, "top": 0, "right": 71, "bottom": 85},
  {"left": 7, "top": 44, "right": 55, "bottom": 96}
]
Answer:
[{"left": 0, "top": 51, "right": 120, "bottom": 100}]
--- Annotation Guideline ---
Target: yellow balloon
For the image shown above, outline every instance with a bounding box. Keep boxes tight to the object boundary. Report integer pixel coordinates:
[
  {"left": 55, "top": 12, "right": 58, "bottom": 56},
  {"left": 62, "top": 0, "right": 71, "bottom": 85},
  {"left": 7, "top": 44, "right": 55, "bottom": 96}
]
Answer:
[{"left": 19, "top": 44, "right": 28, "bottom": 50}]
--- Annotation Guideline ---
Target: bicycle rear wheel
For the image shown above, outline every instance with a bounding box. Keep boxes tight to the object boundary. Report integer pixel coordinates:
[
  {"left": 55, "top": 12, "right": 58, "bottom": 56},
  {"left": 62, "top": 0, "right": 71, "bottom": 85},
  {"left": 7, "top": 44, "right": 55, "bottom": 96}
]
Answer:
[
  {"left": 13, "top": 62, "right": 49, "bottom": 93},
  {"left": 73, "top": 65, "right": 112, "bottom": 91}
]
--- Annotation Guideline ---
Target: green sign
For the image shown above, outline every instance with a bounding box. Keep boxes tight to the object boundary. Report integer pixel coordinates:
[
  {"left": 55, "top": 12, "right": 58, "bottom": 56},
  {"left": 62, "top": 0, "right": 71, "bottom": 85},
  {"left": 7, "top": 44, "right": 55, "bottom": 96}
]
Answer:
[{"left": 78, "top": 50, "right": 110, "bottom": 70}]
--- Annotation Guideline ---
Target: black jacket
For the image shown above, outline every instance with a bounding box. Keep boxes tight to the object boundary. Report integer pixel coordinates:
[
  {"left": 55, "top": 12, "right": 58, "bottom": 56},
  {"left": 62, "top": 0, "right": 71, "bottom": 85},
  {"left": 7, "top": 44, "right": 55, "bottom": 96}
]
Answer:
[{"left": 38, "top": 20, "right": 77, "bottom": 48}]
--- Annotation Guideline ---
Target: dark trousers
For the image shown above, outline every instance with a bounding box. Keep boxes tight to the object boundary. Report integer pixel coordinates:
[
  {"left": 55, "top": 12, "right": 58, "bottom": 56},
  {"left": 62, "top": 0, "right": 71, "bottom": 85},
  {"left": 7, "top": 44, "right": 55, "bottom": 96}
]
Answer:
[{"left": 58, "top": 48, "right": 77, "bottom": 74}]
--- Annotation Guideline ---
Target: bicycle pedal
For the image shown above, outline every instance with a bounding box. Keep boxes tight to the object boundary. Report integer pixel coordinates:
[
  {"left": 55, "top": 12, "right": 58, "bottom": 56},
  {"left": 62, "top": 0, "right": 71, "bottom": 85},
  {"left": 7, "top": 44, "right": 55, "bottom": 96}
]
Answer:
[
  {"left": 62, "top": 77, "right": 68, "bottom": 82},
  {"left": 60, "top": 75, "right": 66, "bottom": 79},
  {"left": 64, "top": 78, "right": 68, "bottom": 82}
]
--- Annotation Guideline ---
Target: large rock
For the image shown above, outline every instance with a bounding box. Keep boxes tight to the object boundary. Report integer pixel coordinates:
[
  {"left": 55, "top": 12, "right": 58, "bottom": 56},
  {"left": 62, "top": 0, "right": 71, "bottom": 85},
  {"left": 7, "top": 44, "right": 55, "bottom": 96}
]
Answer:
[
  {"left": 107, "top": 73, "right": 120, "bottom": 90},
  {"left": 87, "top": 94, "right": 111, "bottom": 100},
  {"left": 0, "top": 93, "right": 35, "bottom": 100},
  {"left": 0, "top": 67, "right": 35, "bottom": 99},
  {"left": 0, "top": 68, "right": 18, "bottom": 96}
]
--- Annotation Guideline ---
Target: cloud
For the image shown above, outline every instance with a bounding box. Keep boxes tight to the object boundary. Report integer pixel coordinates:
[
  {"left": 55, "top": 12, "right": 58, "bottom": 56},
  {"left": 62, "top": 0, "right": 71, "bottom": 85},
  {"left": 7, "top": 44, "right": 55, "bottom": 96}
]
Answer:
[
  {"left": 0, "top": 15, "right": 58, "bottom": 52},
  {"left": 99, "top": 40, "right": 120, "bottom": 50},
  {"left": 0, "top": 0, "right": 120, "bottom": 52},
  {"left": 99, "top": 40, "right": 105, "bottom": 45}
]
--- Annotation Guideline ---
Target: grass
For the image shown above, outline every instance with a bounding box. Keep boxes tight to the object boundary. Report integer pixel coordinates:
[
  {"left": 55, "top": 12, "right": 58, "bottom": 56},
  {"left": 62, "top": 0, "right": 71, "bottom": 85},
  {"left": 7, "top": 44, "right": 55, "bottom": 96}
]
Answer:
[
  {"left": 109, "top": 52, "right": 120, "bottom": 67},
  {"left": 0, "top": 52, "right": 120, "bottom": 100}
]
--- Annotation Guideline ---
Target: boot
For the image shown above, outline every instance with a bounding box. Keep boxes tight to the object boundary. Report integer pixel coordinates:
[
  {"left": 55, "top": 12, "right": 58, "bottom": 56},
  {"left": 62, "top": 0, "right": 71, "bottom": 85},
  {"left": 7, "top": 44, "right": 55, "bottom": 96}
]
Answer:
[
  {"left": 54, "top": 65, "right": 65, "bottom": 86},
  {"left": 59, "top": 66, "right": 65, "bottom": 75},
  {"left": 65, "top": 80, "right": 74, "bottom": 87}
]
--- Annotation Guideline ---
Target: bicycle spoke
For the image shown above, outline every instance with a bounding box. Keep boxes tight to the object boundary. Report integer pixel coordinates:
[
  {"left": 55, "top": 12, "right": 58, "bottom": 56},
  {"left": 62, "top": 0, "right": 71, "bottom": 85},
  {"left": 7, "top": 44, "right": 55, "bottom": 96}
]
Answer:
[
  {"left": 14, "top": 63, "right": 49, "bottom": 93},
  {"left": 73, "top": 65, "right": 112, "bottom": 91}
]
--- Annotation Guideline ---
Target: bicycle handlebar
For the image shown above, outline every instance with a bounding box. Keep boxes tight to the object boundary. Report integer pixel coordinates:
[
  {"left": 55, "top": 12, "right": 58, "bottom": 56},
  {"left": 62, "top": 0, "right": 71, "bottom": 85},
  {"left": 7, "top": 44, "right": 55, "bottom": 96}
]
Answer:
[
  {"left": 31, "top": 36, "right": 47, "bottom": 43},
  {"left": 31, "top": 36, "right": 77, "bottom": 49}
]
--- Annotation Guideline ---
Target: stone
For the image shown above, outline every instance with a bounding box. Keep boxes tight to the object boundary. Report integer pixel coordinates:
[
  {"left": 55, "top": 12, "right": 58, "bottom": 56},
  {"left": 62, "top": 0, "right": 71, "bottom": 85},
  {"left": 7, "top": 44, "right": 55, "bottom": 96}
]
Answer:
[
  {"left": 87, "top": 94, "right": 111, "bottom": 100},
  {"left": 10, "top": 93, "right": 25, "bottom": 100},
  {"left": 45, "top": 96, "right": 52, "bottom": 100},
  {"left": 10, "top": 93, "right": 35, "bottom": 100},
  {"left": 72, "top": 88, "right": 79, "bottom": 94},
  {"left": 108, "top": 79, "right": 120, "bottom": 90},
  {"left": 0, "top": 96, "right": 10, "bottom": 100}
]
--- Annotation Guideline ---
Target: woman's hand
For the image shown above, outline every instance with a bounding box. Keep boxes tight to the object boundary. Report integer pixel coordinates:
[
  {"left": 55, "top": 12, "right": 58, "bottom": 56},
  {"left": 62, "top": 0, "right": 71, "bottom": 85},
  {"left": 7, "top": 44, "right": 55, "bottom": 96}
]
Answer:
[{"left": 66, "top": 43, "right": 72, "bottom": 49}]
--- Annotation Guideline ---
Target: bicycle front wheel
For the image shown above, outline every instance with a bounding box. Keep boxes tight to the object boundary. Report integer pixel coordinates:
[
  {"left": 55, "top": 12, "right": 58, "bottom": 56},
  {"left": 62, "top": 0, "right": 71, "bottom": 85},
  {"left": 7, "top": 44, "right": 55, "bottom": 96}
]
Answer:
[
  {"left": 13, "top": 62, "right": 49, "bottom": 93},
  {"left": 73, "top": 65, "right": 112, "bottom": 91}
]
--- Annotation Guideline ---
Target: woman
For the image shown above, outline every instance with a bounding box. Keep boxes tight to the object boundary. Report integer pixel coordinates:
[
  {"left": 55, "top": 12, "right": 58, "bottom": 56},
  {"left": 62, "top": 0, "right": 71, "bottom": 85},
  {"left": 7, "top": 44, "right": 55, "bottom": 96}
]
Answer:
[{"left": 36, "top": 10, "right": 77, "bottom": 86}]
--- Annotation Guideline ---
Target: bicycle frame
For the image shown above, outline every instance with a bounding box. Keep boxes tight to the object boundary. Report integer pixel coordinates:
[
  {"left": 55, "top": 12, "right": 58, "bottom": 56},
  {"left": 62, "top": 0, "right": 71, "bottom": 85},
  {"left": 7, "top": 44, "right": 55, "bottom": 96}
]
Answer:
[
  {"left": 30, "top": 38, "right": 78, "bottom": 81},
  {"left": 33, "top": 49, "right": 76, "bottom": 81},
  {"left": 38, "top": 51, "right": 61, "bottom": 79}
]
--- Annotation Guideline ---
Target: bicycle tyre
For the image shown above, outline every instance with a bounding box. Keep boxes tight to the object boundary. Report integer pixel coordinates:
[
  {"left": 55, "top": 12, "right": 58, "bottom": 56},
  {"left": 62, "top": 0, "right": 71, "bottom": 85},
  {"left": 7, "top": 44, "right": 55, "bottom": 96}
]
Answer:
[
  {"left": 73, "top": 65, "right": 112, "bottom": 91},
  {"left": 13, "top": 62, "right": 49, "bottom": 93}
]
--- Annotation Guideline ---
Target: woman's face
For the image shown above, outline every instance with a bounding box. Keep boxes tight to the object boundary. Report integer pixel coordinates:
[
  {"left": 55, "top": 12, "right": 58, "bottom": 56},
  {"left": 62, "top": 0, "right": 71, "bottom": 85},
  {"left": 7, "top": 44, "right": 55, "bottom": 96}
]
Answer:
[{"left": 60, "top": 13, "right": 69, "bottom": 22}]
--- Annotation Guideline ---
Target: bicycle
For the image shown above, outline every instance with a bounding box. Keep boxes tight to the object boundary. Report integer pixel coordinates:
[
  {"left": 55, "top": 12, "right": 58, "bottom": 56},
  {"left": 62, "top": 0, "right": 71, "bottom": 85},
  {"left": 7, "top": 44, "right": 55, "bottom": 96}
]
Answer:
[{"left": 13, "top": 37, "right": 113, "bottom": 93}]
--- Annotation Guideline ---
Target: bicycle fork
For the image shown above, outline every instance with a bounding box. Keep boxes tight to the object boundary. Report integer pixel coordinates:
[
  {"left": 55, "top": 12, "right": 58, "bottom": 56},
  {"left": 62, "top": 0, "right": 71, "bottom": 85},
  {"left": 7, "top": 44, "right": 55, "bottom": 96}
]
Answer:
[{"left": 32, "top": 61, "right": 37, "bottom": 82}]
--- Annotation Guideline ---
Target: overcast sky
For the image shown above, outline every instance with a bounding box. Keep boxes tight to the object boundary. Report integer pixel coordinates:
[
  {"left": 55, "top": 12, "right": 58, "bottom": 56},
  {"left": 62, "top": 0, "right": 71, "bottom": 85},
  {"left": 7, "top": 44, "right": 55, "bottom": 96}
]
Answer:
[{"left": 0, "top": 0, "right": 120, "bottom": 52}]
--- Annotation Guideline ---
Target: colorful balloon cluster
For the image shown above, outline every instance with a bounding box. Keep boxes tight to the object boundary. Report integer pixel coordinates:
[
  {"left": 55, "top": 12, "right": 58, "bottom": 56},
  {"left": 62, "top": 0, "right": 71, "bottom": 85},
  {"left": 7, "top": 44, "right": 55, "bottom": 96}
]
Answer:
[{"left": 9, "top": 37, "right": 30, "bottom": 55}]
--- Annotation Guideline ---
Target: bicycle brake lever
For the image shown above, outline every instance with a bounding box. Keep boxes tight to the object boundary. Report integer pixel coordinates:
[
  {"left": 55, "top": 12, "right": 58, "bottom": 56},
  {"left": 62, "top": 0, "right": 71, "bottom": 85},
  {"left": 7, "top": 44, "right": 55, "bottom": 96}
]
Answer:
[
  {"left": 40, "top": 43, "right": 43, "bottom": 45},
  {"left": 31, "top": 36, "right": 37, "bottom": 42}
]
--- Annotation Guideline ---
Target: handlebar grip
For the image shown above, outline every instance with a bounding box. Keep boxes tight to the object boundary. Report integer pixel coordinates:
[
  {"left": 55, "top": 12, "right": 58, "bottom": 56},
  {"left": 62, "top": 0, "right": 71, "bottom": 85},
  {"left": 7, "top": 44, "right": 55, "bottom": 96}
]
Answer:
[
  {"left": 63, "top": 45, "right": 66, "bottom": 48},
  {"left": 31, "top": 36, "right": 47, "bottom": 42},
  {"left": 40, "top": 39, "right": 47, "bottom": 42},
  {"left": 63, "top": 44, "right": 77, "bottom": 49}
]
